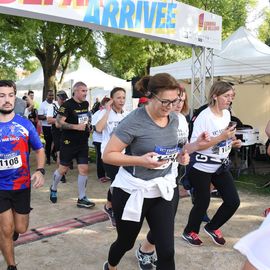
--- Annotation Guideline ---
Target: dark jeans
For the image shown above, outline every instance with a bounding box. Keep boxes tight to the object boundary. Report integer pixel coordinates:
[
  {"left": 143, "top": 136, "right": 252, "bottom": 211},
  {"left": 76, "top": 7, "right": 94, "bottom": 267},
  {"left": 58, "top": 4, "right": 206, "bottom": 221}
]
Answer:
[
  {"left": 93, "top": 142, "right": 105, "bottom": 179},
  {"left": 103, "top": 163, "right": 119, "bottom": 202},
  {"left": 42, "top": 126, "right": 53, "bottom": 163},
  {"left": 184, "top": 167, "right": 240, "bottom": 234},
  {"left": 108, "top": 187, "right": 179, "bottom": 270}
]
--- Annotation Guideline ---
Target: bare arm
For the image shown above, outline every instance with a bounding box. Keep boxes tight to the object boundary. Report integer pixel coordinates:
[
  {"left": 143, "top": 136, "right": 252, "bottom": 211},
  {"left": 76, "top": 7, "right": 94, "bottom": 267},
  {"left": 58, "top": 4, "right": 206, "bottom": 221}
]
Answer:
[
  {"left": 31, "top": 148, "right": 45, "bottom": 188},
  {"left": 47, "top": 116, "right": 56, "bottom": 125},
  {"left": 56, "top": 114, "right": 86, "bottom": 131},
  {"left": 186, "top": 127, "right": 236, "bottom": 152},
  {"left": 265, "top": 120, "right": 270, "bottom": 138},
  {"left": 103, "top": 134, "right": 168, "bottom": 169},
  {"left": 95, "top": 99, "right": 113, "bottom": 133}
]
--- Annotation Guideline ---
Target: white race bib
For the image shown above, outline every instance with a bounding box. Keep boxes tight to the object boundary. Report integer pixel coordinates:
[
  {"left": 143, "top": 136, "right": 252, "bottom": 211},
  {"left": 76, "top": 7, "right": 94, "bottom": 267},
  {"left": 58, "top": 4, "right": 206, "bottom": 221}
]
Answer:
[
  {"left": 0, "top": 154, "right": 22, "bottom": 170},
  {"left": 78, "top": 113, "right": 89, "bottom": 124}
]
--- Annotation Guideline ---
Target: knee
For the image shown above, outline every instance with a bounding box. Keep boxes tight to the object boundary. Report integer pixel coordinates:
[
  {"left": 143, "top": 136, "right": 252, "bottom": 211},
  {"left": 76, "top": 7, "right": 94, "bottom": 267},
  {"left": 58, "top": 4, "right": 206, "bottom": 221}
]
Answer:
[
  {"left": 0, "top": 223, "right": 14, "bottom": 238},
  {"left": 225, "top": 196, "right": 240, "bottom": 211},
  {"left": 15, "top": 223, "right": 28, "bottom": 234}
]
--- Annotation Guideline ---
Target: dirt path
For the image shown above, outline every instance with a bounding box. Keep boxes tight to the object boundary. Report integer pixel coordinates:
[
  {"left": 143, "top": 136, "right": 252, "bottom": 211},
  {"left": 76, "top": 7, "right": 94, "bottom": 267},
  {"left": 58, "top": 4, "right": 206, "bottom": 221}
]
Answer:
[{"left": 0, "top": 162, "right": 268, "bottom": 270}]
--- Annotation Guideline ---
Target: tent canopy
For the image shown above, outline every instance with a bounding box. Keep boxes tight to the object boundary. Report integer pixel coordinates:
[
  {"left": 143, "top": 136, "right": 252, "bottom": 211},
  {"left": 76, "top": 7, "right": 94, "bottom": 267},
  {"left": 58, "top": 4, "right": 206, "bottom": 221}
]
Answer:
[
  {"left": 62, "top": 58, "right": 127, "bottom": 89},
  {"left": 16, "top": 67, "right": 44, "bottom": 91},
  {"left": 150, "top": 27, "right": 270, "bottom": 84}
]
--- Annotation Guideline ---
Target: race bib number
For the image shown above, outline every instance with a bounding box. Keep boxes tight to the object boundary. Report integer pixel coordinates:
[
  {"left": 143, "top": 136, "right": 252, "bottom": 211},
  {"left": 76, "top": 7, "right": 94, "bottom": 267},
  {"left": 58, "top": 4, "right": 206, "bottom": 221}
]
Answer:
[
  {"left": 213, "top": 139, "right": 232, "bottom": 155},
  {"left": 78, "top": 113, "right": 89, "bottom": 124},
  {"left": 152, "top": 145, "right": 180, "bottom": 170},
  {"left": 0, "top": 154, "right": 22, "bottom": 170}
]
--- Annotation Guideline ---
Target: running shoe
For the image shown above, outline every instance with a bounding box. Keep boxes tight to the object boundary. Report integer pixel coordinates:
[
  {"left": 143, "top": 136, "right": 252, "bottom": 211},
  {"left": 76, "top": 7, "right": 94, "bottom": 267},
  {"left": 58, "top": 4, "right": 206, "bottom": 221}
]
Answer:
[
  {"left": 49, "top": 186, "right": 57, "bottom": 203},
  {"left": 263, "top": 207, "right": 270, "bottom": 217},
  {"left": 204, "top": 225, "right": 226, "bottom": 246},
  {"left": 7, "top": 266, "right": 17, "bottom": 270},
  {"left": 182, "top": 231, "right": 203, "bottom": 246},
  {"left": 103, "top": 261, "right": 109, "bottom": 270},
  {"left": 77, "top": 196, "right": 95, "bottom": 208},
  {"left": 103, "top": 205, "right": 116, "bottom": 227},
  {"left": 135, "top": 246, "right": 157, "bottom": 270},
  {"left": 13, "top": 231, "right": 19, "bottom": 241}
]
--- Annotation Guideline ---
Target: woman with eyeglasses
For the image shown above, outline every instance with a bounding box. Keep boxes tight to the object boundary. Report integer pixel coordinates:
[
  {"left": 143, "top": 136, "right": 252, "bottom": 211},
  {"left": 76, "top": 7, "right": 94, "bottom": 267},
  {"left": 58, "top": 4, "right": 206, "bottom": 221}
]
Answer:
[
  {"left": 134, "top": 86, "right": 211, "bottom": 270},
  {"left": 182, "top": 81, "right": 241, "bottom": 247},
  {"left": 102, "top": 73, "right": 190, "bottom": 270}
]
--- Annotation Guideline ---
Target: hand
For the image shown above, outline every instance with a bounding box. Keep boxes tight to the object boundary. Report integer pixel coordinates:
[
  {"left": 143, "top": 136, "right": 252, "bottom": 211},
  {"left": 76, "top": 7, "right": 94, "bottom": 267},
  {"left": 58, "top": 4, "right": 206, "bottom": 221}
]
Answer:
[
  {"left": 232, "top": 139, "right": 242, "bottom": 148},
  {"left": 77, "top": 123, "right": 87, "bottom": 131},
  {"left": 177, "top": 149, "right": 190, "bottom": 165},
  {"left": 220, "top": 126, "right": 236, "bottom": 140},
  {"left": 31, "top": 171, "right": 45, "bottom": 188},
  {"left": 195, "top": 131, "right": 211, "bottom": 148},
  {"left": 140, "top": 152, "right": 168, "bottom": 169},
  {"left": 105, "top": 99, "right": 113, "bottom": 111}
]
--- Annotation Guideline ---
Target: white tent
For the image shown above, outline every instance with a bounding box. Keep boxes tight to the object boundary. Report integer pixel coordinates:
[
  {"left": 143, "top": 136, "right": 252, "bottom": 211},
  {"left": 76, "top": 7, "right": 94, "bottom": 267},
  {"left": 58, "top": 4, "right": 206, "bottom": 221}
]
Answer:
[
  {"left": 151, "top": 26, "right": 270, "bottom": 142},
  {"left": 16, "top": 58, "right": 133, "bottom": 110},
  {"left": 150, "top": 27, "right": 270, "bottom": 84},
  {"left": 16, "top": 67, "right": 44, "bottom": 91},
  {"left": 63, "top": 58, "right": 128, "bottom": 89},
  {"left": 62, "top": 58, "right": 132, "bottom": 110}
]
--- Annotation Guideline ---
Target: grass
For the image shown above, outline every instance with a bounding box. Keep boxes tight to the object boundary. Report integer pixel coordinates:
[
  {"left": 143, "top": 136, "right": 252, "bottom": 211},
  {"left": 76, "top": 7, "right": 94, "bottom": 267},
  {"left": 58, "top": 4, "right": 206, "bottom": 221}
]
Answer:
[{"left": 234, "top": 172, "right": 270, "bottom": 195}]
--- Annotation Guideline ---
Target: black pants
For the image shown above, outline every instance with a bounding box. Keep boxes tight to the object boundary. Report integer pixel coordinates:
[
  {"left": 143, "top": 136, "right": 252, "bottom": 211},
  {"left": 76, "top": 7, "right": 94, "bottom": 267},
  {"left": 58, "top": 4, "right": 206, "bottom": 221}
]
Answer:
[
  {"left": 103, "top": 163, "right": 119, "bottom": 202},
  {"left": 42, "top": 126, "right": 53, "bottom": 163},
  {"left": 108, "top": 187, "right": 179, "bottom": 270},
  {"left": 184, "top": 167, "right": 240, "bottom": 234},
  {"left": 93, "top": 142, "right": 105, "bottom": 179}
]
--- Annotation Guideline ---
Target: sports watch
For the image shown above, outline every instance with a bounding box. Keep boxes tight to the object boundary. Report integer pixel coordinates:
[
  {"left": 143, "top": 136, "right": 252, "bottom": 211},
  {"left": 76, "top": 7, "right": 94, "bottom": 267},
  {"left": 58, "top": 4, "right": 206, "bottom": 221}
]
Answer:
[{"left": 36, "top": 168, "right": 45, "bottom": 175}]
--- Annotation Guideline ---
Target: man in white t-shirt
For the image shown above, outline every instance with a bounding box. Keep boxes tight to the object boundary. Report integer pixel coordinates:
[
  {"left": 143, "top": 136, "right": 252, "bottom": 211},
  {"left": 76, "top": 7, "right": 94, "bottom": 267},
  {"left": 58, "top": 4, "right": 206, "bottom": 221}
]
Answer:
[{"left": 38, "top": 90, "right": 54, "bottom": 165}]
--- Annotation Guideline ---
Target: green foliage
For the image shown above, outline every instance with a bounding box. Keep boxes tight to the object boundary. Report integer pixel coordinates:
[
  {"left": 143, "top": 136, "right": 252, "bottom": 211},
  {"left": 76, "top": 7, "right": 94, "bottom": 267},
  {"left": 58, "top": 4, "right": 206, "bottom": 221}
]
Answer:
[
  {"left": 258, "top": 8, "right": 270, "bottom": 46},
  {"left": 0, "top": 14, "right": 99, "bottom": 96},
  {"left": 0, "top": 66, "right": 17, "bottom": 81},
  {"left": 0, "top": 0, "right": 253, "bottom": 87},
  {"left": 235, "top": 173, "right": 270, "bottom": 195},
  {"left": 23, "top": 59, "right": 40, "bottom": 73},
  {"left": 102, "top": 33, "right": 190, "bottom": 79}
]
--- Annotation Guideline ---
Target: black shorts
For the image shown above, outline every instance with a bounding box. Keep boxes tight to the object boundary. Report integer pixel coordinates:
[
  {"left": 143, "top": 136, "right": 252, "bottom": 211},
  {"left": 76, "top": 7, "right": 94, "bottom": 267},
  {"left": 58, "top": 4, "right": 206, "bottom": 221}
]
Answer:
[
  {"left": 0, "top": 189, "right": 31, "bottom": 214},
  {"left": 60, "top": 144, "right": 89, "bottom": 166}
]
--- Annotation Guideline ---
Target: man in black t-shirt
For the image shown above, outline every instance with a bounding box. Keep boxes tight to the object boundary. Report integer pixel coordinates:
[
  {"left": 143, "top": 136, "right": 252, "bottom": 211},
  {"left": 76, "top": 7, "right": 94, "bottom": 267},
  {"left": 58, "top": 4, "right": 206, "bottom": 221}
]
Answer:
[{"left": 49, "top": 82, "right": 95, "bottom": 208}]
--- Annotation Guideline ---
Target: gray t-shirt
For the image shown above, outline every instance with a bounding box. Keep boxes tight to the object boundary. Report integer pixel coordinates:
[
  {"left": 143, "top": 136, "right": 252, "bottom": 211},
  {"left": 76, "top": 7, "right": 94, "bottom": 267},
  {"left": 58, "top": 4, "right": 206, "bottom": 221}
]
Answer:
[{"left": 114, "top": 106, "right": 179, "bottom": 180}]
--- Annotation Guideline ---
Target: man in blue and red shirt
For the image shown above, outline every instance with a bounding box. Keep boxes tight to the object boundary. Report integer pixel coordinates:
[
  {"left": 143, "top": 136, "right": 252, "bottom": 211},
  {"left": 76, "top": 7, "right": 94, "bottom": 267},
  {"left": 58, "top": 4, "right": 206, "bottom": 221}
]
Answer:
[{"left": 0, "top": 80, "right": 45, "bottom": 270}]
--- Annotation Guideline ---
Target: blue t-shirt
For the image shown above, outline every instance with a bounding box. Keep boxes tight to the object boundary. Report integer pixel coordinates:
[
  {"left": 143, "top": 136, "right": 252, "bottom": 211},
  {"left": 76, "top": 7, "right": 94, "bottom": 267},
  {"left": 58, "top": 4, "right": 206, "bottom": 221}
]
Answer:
[{"left": 0, "top": 114, "right": 43, "bottom": 190}]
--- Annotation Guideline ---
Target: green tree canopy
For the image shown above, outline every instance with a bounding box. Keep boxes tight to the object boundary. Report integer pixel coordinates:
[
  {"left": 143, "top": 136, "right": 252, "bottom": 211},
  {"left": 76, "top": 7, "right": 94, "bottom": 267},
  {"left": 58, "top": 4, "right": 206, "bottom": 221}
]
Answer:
[{"left": 0, "top": 15, "right": 99, "bottom": 98}]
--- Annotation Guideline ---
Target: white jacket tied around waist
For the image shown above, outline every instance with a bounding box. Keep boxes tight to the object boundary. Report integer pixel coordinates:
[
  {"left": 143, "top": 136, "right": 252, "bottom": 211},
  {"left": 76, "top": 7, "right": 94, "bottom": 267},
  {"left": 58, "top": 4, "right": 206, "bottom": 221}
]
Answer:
[{"left": 111, "top": 167, "right": 177, "bottom": 222}]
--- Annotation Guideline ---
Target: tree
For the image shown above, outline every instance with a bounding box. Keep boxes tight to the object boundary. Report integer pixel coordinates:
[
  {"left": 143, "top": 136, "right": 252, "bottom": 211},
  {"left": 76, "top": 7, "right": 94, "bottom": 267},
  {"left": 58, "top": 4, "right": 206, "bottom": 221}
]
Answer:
[
  {"left": 0, "top": 15, "right": 99, "bottom": 99},
  {"left": 258, "top": 8, "right": 270, "bottom": 46}
]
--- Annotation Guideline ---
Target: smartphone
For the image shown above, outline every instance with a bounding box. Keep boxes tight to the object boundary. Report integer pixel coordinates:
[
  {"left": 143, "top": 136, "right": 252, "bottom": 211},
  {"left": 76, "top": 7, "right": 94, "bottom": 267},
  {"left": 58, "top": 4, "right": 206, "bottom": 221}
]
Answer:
[{"left": 228, "top": 121, "right": 237, "bottom": 128}]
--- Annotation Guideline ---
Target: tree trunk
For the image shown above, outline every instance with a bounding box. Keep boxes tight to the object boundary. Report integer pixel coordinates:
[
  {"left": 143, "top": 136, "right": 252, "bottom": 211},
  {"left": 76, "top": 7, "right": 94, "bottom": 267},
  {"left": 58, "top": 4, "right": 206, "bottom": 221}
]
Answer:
[{"left": 36, "top": 44, "right": 61, "bottom": 101}]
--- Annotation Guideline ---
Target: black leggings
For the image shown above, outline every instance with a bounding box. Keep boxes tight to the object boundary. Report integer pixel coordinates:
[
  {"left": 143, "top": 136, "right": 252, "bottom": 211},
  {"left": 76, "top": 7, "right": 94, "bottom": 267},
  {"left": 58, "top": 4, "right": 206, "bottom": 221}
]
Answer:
[
  {"left": 184, "top": 167, "right": 240, "bottom": 234},
  {"left": 103, "top": 163, "right": 119, "bottom": 202},
  {"left": 93, "top": 142, "right": 106, "bottom": 179},
  {"left": 108, "top": 187, "right": 179, "bottom": 270},
  {"left": 42, "top": 126, "right": 53, "bottom": 162}
]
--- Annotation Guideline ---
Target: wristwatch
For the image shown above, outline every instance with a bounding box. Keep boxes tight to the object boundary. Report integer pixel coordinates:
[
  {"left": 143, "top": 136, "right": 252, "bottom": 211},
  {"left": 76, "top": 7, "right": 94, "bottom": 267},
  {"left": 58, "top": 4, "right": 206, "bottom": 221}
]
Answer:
[{"left": 36, "top": 168, "right": 45, "bottom": 175}]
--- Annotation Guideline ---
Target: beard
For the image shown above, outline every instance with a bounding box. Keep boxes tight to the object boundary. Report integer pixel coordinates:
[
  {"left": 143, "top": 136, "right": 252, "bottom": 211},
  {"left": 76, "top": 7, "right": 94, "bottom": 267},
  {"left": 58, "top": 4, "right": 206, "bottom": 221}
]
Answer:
[{"left": 0, "top": 108, "right": 14, "bottom": 114}]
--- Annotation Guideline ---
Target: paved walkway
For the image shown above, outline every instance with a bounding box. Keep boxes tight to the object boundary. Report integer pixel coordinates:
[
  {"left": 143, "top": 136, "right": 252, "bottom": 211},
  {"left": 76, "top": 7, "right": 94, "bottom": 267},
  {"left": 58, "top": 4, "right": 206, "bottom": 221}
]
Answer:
[{"left": 0, "top": 162, "right": 267, "bottom": 270}]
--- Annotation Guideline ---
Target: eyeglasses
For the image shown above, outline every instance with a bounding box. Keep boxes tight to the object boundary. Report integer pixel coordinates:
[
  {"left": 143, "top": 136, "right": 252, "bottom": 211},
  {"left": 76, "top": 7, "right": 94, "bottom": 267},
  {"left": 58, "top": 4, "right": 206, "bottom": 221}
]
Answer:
[{"left": 152, "top": 93, "right": 181, "bottom": 107}]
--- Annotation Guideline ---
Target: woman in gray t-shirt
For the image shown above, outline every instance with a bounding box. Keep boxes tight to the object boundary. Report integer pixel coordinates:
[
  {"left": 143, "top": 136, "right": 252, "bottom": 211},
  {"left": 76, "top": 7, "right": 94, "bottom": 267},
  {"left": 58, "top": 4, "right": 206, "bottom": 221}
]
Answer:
[{"left": 102, "top": 73, "right": 189, "bottom": 270}]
